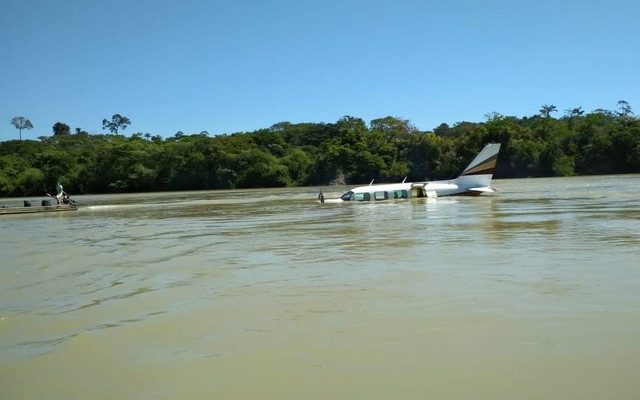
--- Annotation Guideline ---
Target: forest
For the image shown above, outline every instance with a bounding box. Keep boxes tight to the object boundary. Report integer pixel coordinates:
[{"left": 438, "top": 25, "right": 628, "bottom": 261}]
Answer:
[{"left": 1, "top": 104, "right": 639, "bottom": 197}]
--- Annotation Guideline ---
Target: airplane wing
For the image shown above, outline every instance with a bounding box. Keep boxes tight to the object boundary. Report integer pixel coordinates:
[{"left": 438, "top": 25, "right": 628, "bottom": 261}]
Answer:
[{"left": 466, "top": 187, "right": 497, "bottom": 194}]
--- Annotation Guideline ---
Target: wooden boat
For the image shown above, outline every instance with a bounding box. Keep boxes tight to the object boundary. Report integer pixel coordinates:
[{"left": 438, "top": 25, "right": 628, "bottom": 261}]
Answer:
[{"left": 0, "top": 199, "right": 79, "bottom": 215}]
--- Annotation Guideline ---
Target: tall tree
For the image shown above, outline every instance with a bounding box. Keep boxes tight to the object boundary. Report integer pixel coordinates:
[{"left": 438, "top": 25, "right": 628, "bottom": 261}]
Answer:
[
  {"left": 10, "top": 116, "right": 34, "bottom": 140},
  {"left": 616, "top": 100, "right": 633, "bottom": 116},
  {"left": 564, "top": 107, "right": 584, "bottom": 118},
  {"left": 102, "top": 114, "right": 131, "bottom": 134},
  {"left": 484, "top": 112, "right": 503, "bottom": 122},
  {"left": 52, "top": 122, "right": 71, "bottom": 135},
  {"left": 433, "top": 123, "right": 452, "bottom": 137},
  {"left": 539, "top": 104, "right": 557, "bottom": 118}
]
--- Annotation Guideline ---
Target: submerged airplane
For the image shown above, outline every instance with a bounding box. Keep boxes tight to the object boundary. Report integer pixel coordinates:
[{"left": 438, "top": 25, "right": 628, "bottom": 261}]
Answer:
[{"left": 319, "top": 143, "right": 501, "bottom": 203}]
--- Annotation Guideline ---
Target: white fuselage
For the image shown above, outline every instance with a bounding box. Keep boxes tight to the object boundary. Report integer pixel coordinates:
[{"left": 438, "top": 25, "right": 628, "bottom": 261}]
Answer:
[
  {"left": 323, "top": 176, "right": 493, "bottom": 203},
  {"left": 320, "top": 143, "right": 501, "bottom": 203}
]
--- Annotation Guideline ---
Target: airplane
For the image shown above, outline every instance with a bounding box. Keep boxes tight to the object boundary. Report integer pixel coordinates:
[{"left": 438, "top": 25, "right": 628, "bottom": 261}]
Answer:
[{"left": 318, "top": 143, "right": 501, "bottom": 203}]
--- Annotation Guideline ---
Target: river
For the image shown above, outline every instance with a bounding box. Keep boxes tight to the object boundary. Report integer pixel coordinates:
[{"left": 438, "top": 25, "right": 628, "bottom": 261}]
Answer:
[{"left": 1, "top": 175, "right": 639, "bottom": 399}]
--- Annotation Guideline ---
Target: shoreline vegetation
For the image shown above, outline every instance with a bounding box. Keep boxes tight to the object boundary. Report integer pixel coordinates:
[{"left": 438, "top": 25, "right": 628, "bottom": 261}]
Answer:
[{"left": 2, "top": 106, "right": 639, "bottom": 197}]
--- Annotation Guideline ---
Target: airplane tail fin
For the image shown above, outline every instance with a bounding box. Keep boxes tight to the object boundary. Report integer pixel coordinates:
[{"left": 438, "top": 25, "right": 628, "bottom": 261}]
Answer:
[{"left": 455, "top": 143, "right": 501, "bottom": 190}]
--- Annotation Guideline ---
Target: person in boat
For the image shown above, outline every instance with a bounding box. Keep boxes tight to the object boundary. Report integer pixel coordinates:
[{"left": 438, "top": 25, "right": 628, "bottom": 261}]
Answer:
[{"left": 55, "top": 182, "right": 70, "bottom": 205}]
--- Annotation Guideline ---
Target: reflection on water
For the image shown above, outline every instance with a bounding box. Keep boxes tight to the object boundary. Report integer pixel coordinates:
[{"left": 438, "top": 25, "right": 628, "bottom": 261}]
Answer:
[{"left": 1, "top": 175, "right": 640, "bottom": 399}]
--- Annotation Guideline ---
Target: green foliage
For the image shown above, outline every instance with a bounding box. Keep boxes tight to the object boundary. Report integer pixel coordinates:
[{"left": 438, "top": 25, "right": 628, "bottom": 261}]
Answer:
[
  {"left": 102, "top": 114, "right": 131, "bottom": 135},
  {"left": 235, "top": 149, "right": 291, "bottom": 188},
  {"left": 539, "top": 104, "right": 557, "bottom": 118},
  {"left": 53, "top": 122, "right": 71, "bottom": 135},
  {"left": 0, "top": 154, "right": 31, "bottom": 195},
  {"left": 15, "top": 167, "right": 44, "bottom": 196},
  {"left": 370, "top": 116, "right": 415, "bottom": 137},
  {"left": 0, "top": 107, "right": 638, "bottom": 196},
  {"left": 552, "top": 155, "right": 575, "bottom": 176},
  {"left": 10, "top": 116, "right": 34, "bottom": 140},
  {"left": 282, "top": 148, "right": 313, "bottom": 185}
]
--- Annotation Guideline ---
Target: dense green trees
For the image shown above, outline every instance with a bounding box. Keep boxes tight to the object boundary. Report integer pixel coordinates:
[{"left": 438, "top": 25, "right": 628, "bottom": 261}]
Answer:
[{"left": 1, "top": 106, "right": 638, "bottom": 197}]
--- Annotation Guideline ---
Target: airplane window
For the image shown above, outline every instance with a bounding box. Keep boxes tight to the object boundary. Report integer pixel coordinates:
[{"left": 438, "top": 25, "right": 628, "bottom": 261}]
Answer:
[
  {"left": 354, "top": 193, "right": 370, "bottom": 201},
  {"left": 340, "top": 191, "right": 354, "bottom": 201},
  {"left": 374, "top": 191, "right": 388, "bottom": 201},
  {"left": 393, "top": 190, "right": 408, "bottom": 199}
]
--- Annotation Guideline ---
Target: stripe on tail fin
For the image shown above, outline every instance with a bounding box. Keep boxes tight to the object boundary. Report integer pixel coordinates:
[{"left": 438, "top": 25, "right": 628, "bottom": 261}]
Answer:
[{"left": 460, "top": 143, "right": 501, "bottom": 176}]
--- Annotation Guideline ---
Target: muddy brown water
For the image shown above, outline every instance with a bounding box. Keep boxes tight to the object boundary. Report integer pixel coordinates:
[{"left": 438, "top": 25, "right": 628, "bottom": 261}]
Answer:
[{"left": 1, "top": 175, "right": 639, "bottom": 399}]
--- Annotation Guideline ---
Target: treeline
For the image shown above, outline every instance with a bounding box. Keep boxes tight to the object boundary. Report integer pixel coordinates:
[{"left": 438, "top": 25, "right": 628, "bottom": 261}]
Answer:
[{"left": 1, "top": 107, "right": 639, "bottom": 196}]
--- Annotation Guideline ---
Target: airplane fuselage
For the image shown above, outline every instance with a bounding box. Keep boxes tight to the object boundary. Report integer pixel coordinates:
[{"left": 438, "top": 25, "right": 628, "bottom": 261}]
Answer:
[
  {"left": 320, "top": 143, "right": 501, "bottom": 203},
  {"left": 323, "top": 178, "right": 490, "bottom": 203}
]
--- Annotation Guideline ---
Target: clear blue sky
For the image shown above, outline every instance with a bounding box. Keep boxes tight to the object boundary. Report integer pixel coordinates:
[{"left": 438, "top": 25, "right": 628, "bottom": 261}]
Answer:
[{"left": 1, "top": 0, "right": 638, "bottom": 141}]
